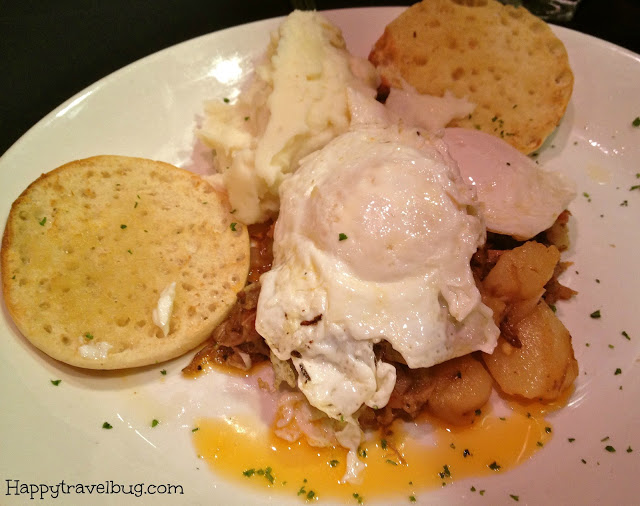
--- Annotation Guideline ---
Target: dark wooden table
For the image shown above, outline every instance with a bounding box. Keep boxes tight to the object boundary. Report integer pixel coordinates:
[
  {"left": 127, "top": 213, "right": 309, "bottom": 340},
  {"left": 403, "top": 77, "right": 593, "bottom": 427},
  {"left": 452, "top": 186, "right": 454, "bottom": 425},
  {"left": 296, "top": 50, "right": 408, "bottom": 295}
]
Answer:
[{"left": 2, "top": 0, "right": 638, "bottom": 157}]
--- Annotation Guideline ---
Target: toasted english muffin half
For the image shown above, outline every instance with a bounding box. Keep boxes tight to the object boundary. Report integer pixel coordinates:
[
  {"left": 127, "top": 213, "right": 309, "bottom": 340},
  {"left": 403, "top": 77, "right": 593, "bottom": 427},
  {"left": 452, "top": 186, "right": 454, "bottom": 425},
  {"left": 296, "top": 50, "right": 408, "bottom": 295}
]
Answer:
[
  {"left": 1, "top": 155, "right": 249, "bottom": 369},
  {"left": 369, "top": 0, "right": 574, "bottom": 154}
]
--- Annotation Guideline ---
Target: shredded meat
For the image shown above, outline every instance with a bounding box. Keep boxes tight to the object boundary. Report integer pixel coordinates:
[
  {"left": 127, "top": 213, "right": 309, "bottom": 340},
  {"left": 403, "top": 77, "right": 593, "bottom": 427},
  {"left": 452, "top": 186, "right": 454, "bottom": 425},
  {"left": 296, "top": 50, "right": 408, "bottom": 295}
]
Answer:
[
  {"left": 183, "top": 222, "right": 275, "bottom": 375},
  {"left": 182, "top": 282, "right": 270, "bottom": 374},
  {"left": 247, "top": 220, "right": 274, "bottom": 283},
  {"left": 359, "top": 362, "right": 434, "bottom": 429}
]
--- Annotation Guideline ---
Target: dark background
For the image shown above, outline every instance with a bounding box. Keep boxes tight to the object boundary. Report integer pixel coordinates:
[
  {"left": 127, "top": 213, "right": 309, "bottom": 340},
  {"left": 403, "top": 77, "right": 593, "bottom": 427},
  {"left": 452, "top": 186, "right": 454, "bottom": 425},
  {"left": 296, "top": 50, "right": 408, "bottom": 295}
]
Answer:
[{"left": 2, "top": 0, "right": 638, "bottom": 157}]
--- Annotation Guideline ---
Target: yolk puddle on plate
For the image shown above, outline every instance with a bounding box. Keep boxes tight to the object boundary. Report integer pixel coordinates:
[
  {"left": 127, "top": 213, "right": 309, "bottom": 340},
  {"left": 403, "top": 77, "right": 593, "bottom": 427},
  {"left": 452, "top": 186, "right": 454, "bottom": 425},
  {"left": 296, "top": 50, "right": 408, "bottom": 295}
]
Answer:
[{"left": 192, "top": 390, "right": 568, "bottom": 502}]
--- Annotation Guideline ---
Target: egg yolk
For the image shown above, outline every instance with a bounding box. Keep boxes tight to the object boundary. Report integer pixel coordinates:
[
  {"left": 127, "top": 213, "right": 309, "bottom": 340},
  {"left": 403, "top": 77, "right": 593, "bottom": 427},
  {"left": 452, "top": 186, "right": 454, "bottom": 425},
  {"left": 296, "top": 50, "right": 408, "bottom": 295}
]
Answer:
[{"left": 192, "top": 392, "right": 566, "bottom": 502}]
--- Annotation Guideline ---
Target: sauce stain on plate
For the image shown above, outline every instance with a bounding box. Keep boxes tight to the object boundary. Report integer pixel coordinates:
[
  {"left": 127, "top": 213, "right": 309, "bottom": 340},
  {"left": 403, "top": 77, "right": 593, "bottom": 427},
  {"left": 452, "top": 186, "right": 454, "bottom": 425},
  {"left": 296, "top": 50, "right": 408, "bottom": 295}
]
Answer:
[{"left": 192, "top": 396, "right": 560, "bottom": 501}]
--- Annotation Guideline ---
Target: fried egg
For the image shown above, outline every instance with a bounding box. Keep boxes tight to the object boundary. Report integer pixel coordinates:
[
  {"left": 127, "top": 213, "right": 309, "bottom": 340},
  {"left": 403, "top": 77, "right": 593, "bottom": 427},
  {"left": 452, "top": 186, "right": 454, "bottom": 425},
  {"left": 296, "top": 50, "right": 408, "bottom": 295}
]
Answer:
[
  {"left": 442, "top": 128, "right": 576, "bottom": 240},
  {"left": 255, "top": 125, "right": 499, "bottom": 429}
]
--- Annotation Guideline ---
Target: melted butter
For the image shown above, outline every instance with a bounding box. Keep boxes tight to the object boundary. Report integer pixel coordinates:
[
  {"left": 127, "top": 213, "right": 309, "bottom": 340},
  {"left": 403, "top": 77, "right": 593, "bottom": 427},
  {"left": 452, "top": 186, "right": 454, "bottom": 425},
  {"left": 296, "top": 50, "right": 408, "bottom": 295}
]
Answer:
[{"left": 192, "top": 399, "right": 556, "bottom": 501}]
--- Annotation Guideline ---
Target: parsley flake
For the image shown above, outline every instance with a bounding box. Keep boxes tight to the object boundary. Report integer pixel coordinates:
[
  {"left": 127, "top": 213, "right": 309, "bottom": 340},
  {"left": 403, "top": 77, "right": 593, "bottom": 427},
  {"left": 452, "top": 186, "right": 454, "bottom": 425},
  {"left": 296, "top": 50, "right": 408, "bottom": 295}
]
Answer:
[
  {"left": 409, "top": 496, "right": 417, "bottom": 503},
  {"left": 386, "top": 459, "right": 398, "bottom": 466},
  {"left": 223, "top": 97, "right": 230, "bottom": 103},
  {"left": 489, "top": 461, "right": 501, "bottom": 471},
  {"left": 39, "top": 217, "right": 47, "bottom": 226},
  {"left": 590, "top": 310, "right": 601, "bottom": 319},
  {"left": 545, "top": 426, "right": 552, "bottom": 433},
  {"left": 605, "top": 445, "right": 616, "bottom": 453},
  {"left": 471, "top": 486, "right": 476, "bottom": 492},
  {"left": 622, "top": 330, "right": 631, "bottom": 340},
  {"left": 120, "top": 224, "right": 127, "bottom": 229},
  {"left": 510, "top": 494, "right": 520, "bottom": 501},
  {"left": 160, "top": 369, "right": 167, "bottom": 375},
  {"left": 338, "top": 233, "right": 348, "bottom": 241},
  {"left": 242, "top": 469, "right": 255, "bottom": 477},
  {"left": 381, "top": 439, "right": 388, "bottom": 450},
  {"left": 84, "top": 332, "right": 93, "bottom": 340},
  {"left": 627, "top": 446, "right": 633, "bottom": 453},
  {"left": 151, "top": 419, "right": 159, "bottom": 427},
  {"left": 615, "top": 368, "right": 622, "bottom": 375},
  {"left": 329, "top": 459, "right": 339, "bottom": 467},
  {"left": 50, "top": 379, "right": 61, "bottom": 386},
  {"left": 632, "top": 117, "right": 640, "bottom": 127},
  {"left": 568, "top": 438, "right": 576, "bottom": 443},
  {"left": 102, "top": 422, "right": 113, "bottom": 429},
  {"left": 192, "top": 427, "right": 199, "bottom": 432},
  {"left": 353, "top": 492, "right": 363, "bottom": 504},
  {"left": 230, "top": 222, "right": 237, "bottom": 232}
]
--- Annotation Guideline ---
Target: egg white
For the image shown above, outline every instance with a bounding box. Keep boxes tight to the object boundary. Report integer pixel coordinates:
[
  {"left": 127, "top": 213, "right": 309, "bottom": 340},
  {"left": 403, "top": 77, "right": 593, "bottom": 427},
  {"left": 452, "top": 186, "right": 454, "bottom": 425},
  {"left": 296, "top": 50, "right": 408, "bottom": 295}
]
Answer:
[
  {"left": 256, "top": 125, "right": 499, "bottom": 423},
  {"left": 443, "top": 128, "right": 576, "bottom": 240}
]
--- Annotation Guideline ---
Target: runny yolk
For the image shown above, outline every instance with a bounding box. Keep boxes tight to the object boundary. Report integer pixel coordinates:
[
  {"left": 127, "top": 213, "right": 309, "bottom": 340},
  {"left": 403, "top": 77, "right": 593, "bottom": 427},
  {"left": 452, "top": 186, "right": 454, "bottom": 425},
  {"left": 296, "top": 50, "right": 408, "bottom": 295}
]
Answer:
[{"left": 192, "top": 392, "right": 567, "bottom": 502}]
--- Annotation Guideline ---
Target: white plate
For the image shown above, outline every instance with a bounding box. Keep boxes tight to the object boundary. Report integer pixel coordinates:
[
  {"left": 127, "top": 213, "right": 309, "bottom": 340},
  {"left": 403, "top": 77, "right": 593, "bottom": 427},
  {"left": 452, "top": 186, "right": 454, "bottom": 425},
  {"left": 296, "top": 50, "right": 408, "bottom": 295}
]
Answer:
[{"left": 1, "top": 7, "right": 639, "bottom": 506}]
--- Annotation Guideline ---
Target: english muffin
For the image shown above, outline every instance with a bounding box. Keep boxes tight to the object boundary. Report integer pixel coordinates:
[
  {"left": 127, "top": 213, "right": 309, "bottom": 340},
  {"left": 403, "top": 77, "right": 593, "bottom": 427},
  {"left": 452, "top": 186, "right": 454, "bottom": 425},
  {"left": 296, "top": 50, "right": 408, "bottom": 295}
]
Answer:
[
  {"left": 369, "top": 0, "right": 574, "bottom": 154},
  {"left": 1, "top": 155, "right": 249, "bottom": 369}
]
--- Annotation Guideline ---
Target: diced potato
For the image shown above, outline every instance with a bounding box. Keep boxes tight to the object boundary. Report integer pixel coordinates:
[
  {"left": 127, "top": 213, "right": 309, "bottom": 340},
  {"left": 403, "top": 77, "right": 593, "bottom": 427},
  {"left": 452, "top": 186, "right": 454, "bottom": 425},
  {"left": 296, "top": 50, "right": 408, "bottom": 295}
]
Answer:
[
  {"left": 428, "top": 355, "right": 493, "bottom": 425},
  {"left": 483, "top": 241, "right": 560, "bottom": 300},
  {"left": 483, "top": 301, "right": 578, "bottom": 400},
  {"left": 481, "top": 293, "right": 507, "bottom": 326}
]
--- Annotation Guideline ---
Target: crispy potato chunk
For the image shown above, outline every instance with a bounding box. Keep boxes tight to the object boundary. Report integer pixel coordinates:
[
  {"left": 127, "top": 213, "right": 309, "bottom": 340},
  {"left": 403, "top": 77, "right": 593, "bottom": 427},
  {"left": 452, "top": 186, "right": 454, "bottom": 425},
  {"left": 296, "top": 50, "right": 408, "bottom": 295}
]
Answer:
[
  {"left": 483, "top": 301, "right": 578, "bottom": 400},
  {"left": 483, "top": 241, "right": 560, "bottom": 300},
  {"left": 428, "top": 355, "right": 493, "bottom": 425}
]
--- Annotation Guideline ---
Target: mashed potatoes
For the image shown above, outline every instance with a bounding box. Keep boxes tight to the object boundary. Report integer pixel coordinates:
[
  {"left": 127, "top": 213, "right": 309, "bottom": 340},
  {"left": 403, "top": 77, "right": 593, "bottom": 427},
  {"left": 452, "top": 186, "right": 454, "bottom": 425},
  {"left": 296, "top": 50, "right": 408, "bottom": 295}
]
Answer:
[{"left": 198, "top": 10, "right": 379, "bottom": 224}]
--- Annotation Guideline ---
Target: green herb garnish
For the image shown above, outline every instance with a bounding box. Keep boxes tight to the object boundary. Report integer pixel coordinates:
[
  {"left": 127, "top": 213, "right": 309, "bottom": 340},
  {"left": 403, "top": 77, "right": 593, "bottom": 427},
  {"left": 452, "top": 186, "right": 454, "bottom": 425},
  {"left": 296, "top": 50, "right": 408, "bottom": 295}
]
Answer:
[
  {"left": 102, "top": 422, "right": 113, "bottom": 429},
  {"left": 50, "top": 379, "right": 61, "bottom": 386},
  {"left": 590, "top": 310, "right": 601, "bottom": 319}
]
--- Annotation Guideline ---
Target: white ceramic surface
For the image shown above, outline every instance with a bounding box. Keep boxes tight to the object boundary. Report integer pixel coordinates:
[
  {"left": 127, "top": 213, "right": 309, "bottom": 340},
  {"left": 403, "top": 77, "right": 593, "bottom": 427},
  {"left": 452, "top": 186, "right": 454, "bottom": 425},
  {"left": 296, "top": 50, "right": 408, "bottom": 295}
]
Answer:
[{"left": 1, "top": 8, "right": 639, "bottom": 505}]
